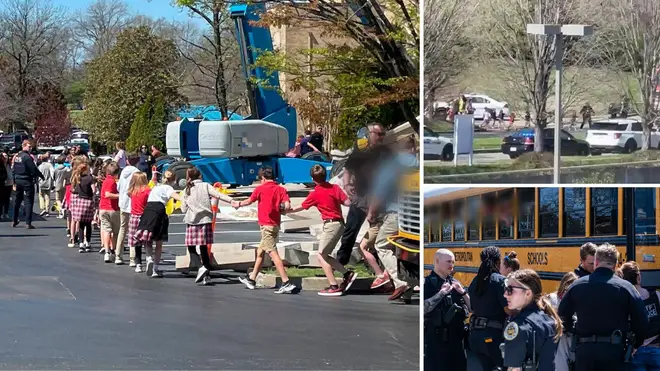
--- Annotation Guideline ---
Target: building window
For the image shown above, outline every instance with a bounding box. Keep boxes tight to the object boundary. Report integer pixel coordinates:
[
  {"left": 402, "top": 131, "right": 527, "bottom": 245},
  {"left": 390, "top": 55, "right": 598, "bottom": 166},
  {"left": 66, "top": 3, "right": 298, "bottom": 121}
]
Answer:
[
  {"left": 564, "top": 188, "right": 586, "bottom": 237},
  {"left": 591, "top": 188, "right": 618, "bottom": 235},
  {"left": 518, "top": 188, "right": 535, "bottom": 238},
  {"left": 539, "top": 188, "right": 559, "bottom": 237}
]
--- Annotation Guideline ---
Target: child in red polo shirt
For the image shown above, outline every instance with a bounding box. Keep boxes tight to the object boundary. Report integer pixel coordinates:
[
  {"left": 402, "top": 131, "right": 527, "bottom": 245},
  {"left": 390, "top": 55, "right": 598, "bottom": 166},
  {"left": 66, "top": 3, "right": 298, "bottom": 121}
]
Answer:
[
  {"left": 99, "top": 162, "right": 121, "bottom": 264},
  {"left": 232, "top": 166, "right": 296, "bottom": 294},
  {"left": 289, "top": 164, "right": 356, "bottom": 296}
]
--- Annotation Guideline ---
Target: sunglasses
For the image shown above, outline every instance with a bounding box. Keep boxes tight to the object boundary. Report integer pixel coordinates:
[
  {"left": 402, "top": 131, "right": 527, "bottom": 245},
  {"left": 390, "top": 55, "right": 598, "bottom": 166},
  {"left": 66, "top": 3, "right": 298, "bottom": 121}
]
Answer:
[
  {"left": 371, "top": 131, "right": 385, "bottom": 137},
  {"left": 504, "top": 285, "right": 529, "bottom": 295}
]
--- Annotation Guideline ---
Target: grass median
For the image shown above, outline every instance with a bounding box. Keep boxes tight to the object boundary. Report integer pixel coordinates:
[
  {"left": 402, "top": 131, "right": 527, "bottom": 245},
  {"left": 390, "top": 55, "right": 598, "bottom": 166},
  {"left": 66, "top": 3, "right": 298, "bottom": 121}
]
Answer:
[
  {"left": 425, "top": 151, "right": 660, "bottom": 176},
  {"left": 265, "top": 264, "right": 375, "bottom": 278}
]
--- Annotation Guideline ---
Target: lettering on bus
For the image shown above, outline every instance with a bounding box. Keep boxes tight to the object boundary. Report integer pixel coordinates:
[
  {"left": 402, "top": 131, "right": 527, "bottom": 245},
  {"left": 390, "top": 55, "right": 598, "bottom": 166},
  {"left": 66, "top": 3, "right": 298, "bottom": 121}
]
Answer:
[
  {"left": 455, "top": 252, "right": 473, "bottom": 262},
  {"left": 527, "top": 252, "right": 549, "bottom": 265}
]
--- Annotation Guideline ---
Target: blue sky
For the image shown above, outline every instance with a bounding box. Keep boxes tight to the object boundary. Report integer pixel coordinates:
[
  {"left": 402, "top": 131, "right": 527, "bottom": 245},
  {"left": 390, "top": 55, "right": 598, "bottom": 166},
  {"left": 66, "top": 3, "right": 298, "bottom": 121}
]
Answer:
[{"left": 52, "top": 0, "right": 194, "bottom": 22}]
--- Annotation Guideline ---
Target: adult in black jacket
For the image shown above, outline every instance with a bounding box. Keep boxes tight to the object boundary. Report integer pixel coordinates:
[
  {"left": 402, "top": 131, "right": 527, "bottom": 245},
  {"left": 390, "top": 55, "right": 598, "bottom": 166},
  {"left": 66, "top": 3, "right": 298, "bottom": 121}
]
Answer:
[
  {"left": 574, "top": 242, "right": 597, "bottom": 278},
  {"left": 11, "top": 140, "right": 44, "bottom": 228},
  {"left": 558, "top": 244, "right": 649, "bottom": 371}
]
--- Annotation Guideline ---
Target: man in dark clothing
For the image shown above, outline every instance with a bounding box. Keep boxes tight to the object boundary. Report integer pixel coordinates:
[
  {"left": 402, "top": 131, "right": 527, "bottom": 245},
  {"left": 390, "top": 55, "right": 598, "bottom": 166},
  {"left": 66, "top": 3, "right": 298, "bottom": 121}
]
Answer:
[
  {"left": 138, "top": 145, "right": 152, "bottom": 179},
  {"left": 559, "top": 244, "right": 649, "bottom": 371},
  {"left": 574, "top": 242, "right": 597, "bottom": 278},
  {"left": 309, "top": 126, "right": 324, "bottom": 153},
  {"left": 336, "top": 123, "right": 390, "bottom": 266},
  {"left": 12, "top": 140, "right": 44, "bottom": 229}
]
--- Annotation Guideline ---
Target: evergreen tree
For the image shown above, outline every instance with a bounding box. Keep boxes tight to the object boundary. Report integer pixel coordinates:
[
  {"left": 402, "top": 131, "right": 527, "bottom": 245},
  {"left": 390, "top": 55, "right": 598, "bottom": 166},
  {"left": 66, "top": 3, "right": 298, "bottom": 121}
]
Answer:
[
  {"left": 149, "top": 95, "right": 167, "bottom": 150},
  {"left": 126, "top": 96, "right": 154, "bottom": 152}
]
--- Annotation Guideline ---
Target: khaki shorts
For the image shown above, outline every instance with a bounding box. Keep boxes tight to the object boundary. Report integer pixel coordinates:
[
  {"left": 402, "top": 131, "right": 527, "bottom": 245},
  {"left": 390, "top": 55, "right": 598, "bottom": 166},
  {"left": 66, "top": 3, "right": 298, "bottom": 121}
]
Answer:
[
  {"left": 258, "top": 225, "right": 280, "bottom": 253},
  {"left": 361, "top": 221, "right": 383, "bottom": 251},
  {"left": 319, "top": 221, "right": 345, "bottom": 256},
  {"left": 56, "top": 189, "right": 65, "bottom": 202},
  {"left": 99, "top": 210, "right": 121, "bottom": 234}
]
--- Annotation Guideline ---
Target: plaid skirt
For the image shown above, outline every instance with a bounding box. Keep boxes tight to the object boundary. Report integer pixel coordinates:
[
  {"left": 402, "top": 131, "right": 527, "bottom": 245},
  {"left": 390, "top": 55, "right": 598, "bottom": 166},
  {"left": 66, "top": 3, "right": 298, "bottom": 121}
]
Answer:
[
  {"left": 134, "top": 202, "right": 169, "bottom": 243},
  {"left": 185, "top": 223, "right": 214, "bottom": 246},
  {"left": 71, "top": 196, "right": 95, "bottom": 222},
  {"left": 128, "top": 214, "right": 142, "bottom": 246}
]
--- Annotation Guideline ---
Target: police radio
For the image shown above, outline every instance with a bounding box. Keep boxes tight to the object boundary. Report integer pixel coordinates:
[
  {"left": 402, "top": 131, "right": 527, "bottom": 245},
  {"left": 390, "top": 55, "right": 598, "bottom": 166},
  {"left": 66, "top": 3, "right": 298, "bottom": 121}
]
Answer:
[{"left": 522, "top": 330, "right": 538, "bottom": 371}]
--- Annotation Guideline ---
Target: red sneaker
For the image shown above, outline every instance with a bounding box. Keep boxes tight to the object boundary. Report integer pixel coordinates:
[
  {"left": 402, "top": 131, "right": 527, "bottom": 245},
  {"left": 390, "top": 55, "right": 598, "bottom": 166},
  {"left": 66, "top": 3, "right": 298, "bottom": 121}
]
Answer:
[
  {"left": 388, "top": 284, "right": 409, "bottom": 301},
  {"left": 318, "top": 285, "right": 343, "bottom": 297},
  {"left": 370, "top": 271, "right": 391, "bottom": 289}
]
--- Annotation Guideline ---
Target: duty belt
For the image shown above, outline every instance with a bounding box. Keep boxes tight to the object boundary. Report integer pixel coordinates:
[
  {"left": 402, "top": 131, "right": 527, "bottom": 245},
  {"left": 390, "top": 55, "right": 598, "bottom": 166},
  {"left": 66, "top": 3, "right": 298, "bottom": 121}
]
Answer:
[
  {"left": 470, "top": 317, "right": 503, "bottom": 330},
  {"left": 577, "top": 334, "right": 623, "bottom": 345}
]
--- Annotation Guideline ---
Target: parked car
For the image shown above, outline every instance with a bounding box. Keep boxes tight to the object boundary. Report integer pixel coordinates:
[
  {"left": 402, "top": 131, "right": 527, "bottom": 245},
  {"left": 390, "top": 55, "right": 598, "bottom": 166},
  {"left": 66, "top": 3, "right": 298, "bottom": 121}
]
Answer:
[
  {"left": 423, "top": 126, "right": 454, "bottom": 161},
  {"left": 465, "top": 94, "right": 510, "bottom": 120},
  {"left": 501, "top": 128, "right": 590, "bottom": 159},
  {"left": 585, "top": 119, "right": 659, "bottom": 154},
  {"left": 0, "top": 132, "right": 32, "bottom": 153}
]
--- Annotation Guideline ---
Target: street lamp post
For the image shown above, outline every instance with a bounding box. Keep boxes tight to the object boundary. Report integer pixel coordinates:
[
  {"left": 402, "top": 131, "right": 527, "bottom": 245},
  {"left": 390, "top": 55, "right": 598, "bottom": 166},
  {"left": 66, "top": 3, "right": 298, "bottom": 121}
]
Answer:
[{"left": 526, "top": 24, "right": 593, "bottom": 184}]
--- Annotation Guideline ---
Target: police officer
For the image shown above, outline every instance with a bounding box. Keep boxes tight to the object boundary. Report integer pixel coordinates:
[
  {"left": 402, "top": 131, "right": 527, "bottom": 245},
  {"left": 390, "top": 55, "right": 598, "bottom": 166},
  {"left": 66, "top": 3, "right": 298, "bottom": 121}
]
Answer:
[
  {"left": 616, "top": 261, "right": 660, "bottom": 369},
  {"left": 468, "top": 246, "right": 511, "bottom": 370},
  {"left": 558, "top": 244, "right": 649, "bottom": 371},
  {"left": 424, "top": 249, "right": 470, "bottom": 371},
  {"left": 501, "top": 269, "right": 560, "bottom": 371},
  {"left": 12, "top": 140, "right": 43, "bottom": 229}
]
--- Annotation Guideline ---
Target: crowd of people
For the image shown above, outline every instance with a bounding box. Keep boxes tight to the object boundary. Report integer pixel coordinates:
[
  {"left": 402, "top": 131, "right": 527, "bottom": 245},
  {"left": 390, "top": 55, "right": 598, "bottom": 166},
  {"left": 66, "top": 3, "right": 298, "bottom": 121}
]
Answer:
[
  {"left": 0, "top": 124, "right": 419, "bottom": 300},
  {"left": 425, "top": 242, "right": 658, "bottom": 371}
]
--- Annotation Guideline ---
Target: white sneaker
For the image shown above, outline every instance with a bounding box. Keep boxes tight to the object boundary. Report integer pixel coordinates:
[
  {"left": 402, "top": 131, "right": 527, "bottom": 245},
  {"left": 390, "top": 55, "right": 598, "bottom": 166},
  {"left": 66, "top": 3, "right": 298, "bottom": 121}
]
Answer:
[
  {"left": 146, "top": 260, "right": 154, "bottom": 276},
  {"left": 115, "top": 256, "right": 124, "bottom": 265},
  {"left": 202, "top": 276, "right": 211, "bottom": 285},
  {"left": 195, "top": 266, "right": 209, "bottom": 284},
  {"left": 129, "top": 258, "right": 136, "bottom": 268},
  {"left": 78, "top": 243, "right": 85, "bottom": 253},
  {"left": 274, "top": 281, "right": 297, "bottom": 294},
  {"left": 98, "top": 247, "right": 106, "bottom": 255},
  {"left": 134, "top": 264, "right": 143, "bottom": 273},
  {"left": 151, "top": 268, "right": 163, "bottom": 278},
  {"left": 104, "top": 252, "right": 112, "bottom": 263},
  {"left": 84, "top": 242, "right": 91, "bottom": 252},
  {"left": 67, "top": 242, "right": 75, "bottom": 248}
]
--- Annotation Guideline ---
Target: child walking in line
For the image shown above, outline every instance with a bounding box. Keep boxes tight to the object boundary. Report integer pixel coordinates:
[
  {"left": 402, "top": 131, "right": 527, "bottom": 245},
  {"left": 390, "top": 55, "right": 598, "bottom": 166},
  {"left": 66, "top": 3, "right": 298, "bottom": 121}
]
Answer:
[
  {"left": 133, "top": 170, "right": 182, "bottom": 278},
  {"left": 289, "top": 164, "right": 357, "bottom": 296},
  {"left": 127, "top": 172, "right": 150, "bottom": 273},
  {"left": 99, "top": 162, "right": 121, "bottom": 264},
  {"left": 181, "top": 167, "right": 233, "bottom": 285},
  {"left": 71, "top": 161, "right": 96, "bottom": 253},
  {"left": 53, "top": 156, "right": 67, "bottom": 219},
  {"left": 232, "top": 166, "right": 296, "bottom": 294}
]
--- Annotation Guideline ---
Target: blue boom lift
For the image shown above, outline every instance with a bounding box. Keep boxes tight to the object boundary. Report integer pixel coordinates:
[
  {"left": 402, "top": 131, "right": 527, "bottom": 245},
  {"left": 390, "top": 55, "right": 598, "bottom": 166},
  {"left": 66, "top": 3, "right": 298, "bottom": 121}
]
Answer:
[{"left": 159, "top": 2, "right": 332, "bottom": 189}]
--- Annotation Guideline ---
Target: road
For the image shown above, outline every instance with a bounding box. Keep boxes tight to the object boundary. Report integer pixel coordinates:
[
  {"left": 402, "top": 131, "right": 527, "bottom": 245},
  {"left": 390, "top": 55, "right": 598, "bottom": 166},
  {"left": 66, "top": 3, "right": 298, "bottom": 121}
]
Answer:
[{"left": 0, "top": 194, "right": 419, "bottom": 370}]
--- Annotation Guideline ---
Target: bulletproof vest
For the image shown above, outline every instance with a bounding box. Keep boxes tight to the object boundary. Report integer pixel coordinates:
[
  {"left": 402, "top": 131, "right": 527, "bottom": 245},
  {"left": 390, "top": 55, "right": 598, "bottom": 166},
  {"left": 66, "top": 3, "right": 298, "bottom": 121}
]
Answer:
[
  {"left": 643, "top": 290, "right": 660, "bottom": 337},
  {"left": 12, "top": 152, "right": 28, "bottom": 179},
  {"left": 428, "top": 275, "right": 467, "bottom": 329}
]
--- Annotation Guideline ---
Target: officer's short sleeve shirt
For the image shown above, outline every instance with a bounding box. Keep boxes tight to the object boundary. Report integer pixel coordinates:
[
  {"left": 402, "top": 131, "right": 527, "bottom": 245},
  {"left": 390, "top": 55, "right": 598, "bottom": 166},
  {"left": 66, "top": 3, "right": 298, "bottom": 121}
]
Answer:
[{"left": 503, "top": 319, "right": 531, "bottom": 368}]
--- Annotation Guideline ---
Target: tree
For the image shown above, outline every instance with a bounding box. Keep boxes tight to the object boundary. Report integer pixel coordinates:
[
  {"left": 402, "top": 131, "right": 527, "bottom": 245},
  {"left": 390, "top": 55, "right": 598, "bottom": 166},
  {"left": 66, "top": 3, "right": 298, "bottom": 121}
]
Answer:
[
  {"left": 127, "top": 96, "right": 152, "bottom": 151},
  {"left": 150, "top": 95, "right": 167, "bottom": 148},
  {"left": 0, "top": 0, "right": 70, "bottom": 127},
  {"left": 600, "top": 0, "right": 660, "bottom": 150},
  {"left": 479, "top": 0, "right": 595, "bottom": 152},
  {"left": 173, "top": 0, "right": 244, "bottom": 117},
  {"left": 33, "top": 83, "right": 72, "bottom": 146},
  {"left": 73, "top": 0, "right": 132, "bottom": 59},
  {"left": 81, "top": 26, "right": 185, "bottom": 144},
  {"left": 257, "top": 0, "right": 420, "bottom": 131},
  {"left": 423, "top": 0, "right": 477, "bottom": 117}
]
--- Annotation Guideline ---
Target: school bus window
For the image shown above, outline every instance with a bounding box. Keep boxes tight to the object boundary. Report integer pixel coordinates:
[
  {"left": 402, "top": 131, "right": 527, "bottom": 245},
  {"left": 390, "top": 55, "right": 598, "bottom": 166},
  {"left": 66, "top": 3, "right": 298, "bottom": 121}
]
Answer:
[
  {"left": 635, "top": 188, "right": 656, "bottom": 235},
  {"left": 454, "top": 199, "right": 465, "bottom": 241},
  {"left": 518, "top": 188, "right": 535, "bottom": 238},
  {"left": 441, "top": 203, "right": 452, "bottom": 241},
  {"left": 539, "top": 188, "right": 559, "bottom": 238},
  {"left": 482, "top": 193, "right": 497, "bottom": 240},
  {"left": 467, "top": 196, "right": 480, "bottom": 240},
  {"left": 429, "top": 216, "right": 440, "bottom": 242},
  {"left": 498, "top": 189, "right": 514, "bottom": 239},
  {"left": 424, "top": 220, "right": 429, "bottom": 243},
  {"left": 592, "top": 188, "right": 618, "bottom": 235},
  {"left": 564, "top": 188, "right": 586, "bottom": 237}
]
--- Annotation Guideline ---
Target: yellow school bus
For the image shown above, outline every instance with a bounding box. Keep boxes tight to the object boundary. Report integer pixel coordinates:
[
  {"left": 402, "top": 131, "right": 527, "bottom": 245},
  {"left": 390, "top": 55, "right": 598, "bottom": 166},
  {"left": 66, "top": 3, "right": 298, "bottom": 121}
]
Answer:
[
  {"left": 424, "top": 187, "right": 660, "bottom": 292},
  {"left": 388, "top": 170, "right": 420, "bottom": 293}
]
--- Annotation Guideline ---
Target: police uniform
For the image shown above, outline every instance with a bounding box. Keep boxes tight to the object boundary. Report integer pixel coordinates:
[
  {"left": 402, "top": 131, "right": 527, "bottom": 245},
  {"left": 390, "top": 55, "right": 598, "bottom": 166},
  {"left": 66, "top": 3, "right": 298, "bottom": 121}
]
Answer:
[
  {"left": 502, "top": 302, "right": 558, "bottom": 371},
  {"left": 558, "top": 267, "right": 649, "bottom": 371},
  {"left": 424, "top": 271, "right": 468, "bottom": 371},
  {"left": 468, "top": 272, "right": 508, "bottom": 370},
  {"left": 12, "top": 149, "right": 43, "bottom": 226}
]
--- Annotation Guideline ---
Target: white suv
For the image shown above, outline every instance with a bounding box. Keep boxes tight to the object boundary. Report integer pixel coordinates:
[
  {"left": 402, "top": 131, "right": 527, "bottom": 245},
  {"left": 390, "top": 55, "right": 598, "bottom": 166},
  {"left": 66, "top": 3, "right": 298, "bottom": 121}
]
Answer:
[
  {"left": 585, "top": 119, "right": 659, "bottom": 154},
  {"left": 423, "top": 126, "right": 454, "bottom": 161},
  {"left": 466, "top": 94, "right": 510, "bottom": 120}
]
